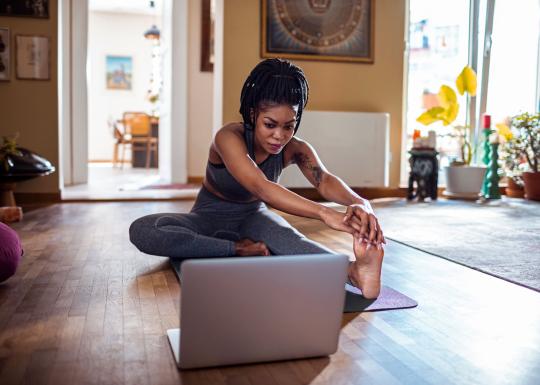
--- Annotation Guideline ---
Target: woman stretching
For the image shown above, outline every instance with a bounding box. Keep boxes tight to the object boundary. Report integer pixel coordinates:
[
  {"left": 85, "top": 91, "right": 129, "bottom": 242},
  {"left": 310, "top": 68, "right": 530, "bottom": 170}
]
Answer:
[{"left": 130, "top": 58, "right": 385, "bottom": 298}]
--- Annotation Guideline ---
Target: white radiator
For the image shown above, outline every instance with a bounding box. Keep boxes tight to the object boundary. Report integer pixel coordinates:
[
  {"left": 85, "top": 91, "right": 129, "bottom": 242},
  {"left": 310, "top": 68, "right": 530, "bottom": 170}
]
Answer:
[{"left": 280, "top": 110, "right": 390, "bottom": 188}]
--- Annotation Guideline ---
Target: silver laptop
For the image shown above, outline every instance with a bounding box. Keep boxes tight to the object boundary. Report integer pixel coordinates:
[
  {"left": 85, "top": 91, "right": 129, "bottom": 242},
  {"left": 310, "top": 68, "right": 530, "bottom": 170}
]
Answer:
[{"left": 167, "top": 253, "right": 349, "bottom": 369}]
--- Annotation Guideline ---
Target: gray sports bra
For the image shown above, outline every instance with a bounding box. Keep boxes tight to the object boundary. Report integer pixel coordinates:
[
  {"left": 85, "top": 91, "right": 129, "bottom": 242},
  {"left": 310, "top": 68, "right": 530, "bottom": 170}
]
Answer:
[{"left": 205, "top": 124, "right": 284, "bottom": 202}]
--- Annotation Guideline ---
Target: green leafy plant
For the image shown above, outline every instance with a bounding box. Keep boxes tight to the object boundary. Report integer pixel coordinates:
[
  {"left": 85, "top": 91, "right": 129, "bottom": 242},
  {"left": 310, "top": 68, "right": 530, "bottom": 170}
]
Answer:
[
  {"left": 147, "top": 93, "right": 159, "bottom": 104},
  {"left": 508, "top": 112, "right": 540, "bottom": 173},
  {"left": 147, "top": 90, "right": 160, "bottom": 118},
  {"left": 500, "top": 137, "right": 524, "bottom": 186},
  {"left": 416, "top": 66, "right": 477, "bottom": 165},
  {"left": 0, "top": 134, "right": 22, "bottom": 172}
]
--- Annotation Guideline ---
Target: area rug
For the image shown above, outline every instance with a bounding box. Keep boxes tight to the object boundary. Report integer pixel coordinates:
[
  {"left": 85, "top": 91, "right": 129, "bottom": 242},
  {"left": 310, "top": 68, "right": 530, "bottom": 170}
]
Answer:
[
  {"left": 170, "top": 259, "right": 418, "bottom": 313},
  {"left": 370, "top": 198, "right": 540, "bottom": 292}
]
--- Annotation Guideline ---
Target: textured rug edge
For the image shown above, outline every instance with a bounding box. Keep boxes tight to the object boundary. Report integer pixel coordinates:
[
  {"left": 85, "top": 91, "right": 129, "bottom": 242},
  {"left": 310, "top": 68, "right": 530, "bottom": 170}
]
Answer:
[{"left": 387, "top": 237, "right": 540, "bottom": 293}]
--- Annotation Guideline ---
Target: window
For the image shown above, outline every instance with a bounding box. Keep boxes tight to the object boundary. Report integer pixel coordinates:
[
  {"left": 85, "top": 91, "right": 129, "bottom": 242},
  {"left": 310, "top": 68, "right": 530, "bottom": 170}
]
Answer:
[
  {"left": 403, "top": 0, "right": 471, "bottom": 184},
  {"left": 402, "top": 0, "right": 540, "bottom": 185},
  {"left": 485, "top": 0, "right": 540, "bottom": 125}
]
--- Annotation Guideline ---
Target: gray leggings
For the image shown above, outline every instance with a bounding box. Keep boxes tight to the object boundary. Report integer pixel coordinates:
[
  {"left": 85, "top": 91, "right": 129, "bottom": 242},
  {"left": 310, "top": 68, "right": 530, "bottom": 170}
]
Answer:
[{"left": 129, "top": 186, "right": 335, "bottom": 260}]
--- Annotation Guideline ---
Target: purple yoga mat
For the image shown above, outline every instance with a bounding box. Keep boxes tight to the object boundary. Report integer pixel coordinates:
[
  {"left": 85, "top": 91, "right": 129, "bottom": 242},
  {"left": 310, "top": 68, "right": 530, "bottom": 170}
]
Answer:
[
  {"left": 171, "top": 259, "right": 417, "bottom": 313},
  {"left": 344, "top": 284, "right": 418, "bottom": 313}
]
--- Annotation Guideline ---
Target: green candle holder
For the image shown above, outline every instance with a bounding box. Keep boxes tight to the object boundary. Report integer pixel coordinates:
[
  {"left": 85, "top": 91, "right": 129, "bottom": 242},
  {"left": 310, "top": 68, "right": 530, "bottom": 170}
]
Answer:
[
  {"left": 480, "top": 129, "right": 492, "bottom": 197},
  {"left": 484, "top": 143, "right": 501, "bottom": 199}
]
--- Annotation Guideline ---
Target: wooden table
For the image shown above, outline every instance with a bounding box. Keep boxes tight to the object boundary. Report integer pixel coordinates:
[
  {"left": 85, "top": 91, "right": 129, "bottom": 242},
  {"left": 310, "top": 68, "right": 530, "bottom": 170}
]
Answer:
[{"left": 132, "top": 120, "right": 159, "bottom": 168}]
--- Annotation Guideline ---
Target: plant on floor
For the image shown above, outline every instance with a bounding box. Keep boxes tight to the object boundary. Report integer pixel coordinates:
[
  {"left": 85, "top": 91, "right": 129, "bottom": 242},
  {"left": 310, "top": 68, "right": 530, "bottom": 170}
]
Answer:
[
  {"left": 503, "top": 112, "right": 540, "bottom": 200},
  {"left": 0, "top": 135, "right": 22, "bottom": 172},
  {"left": 498, "top": 120, "right": 523, "bottom": 186},
  {"left": 508, "top": 112, "right": 540, "bottom": 172},
  {"left": 416, "top": 66, "right": 477, "bottom": 166}
]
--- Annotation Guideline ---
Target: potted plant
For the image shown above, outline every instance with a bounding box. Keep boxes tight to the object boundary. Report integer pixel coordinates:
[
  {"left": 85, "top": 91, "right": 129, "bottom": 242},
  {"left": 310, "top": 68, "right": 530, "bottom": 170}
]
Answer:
[
  {"left": 0, "top": 135, "right": 22, "bottom": 172},
  {"left": 416, "top": 66, "right": 487, "bottom": 198},
  {"left": 0, "top": 134, "right": 55, "bottom": 207},
  {"left": 506, "top": 112, "right": 540, "bottom": 200},
  {"left": 497, "top": 120, "right": 525, "bottom": 198}
]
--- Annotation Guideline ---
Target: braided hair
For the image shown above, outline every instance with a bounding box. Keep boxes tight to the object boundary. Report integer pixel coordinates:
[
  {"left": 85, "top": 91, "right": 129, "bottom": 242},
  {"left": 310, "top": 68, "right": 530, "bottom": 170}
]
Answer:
[{"left": 239, "top": 58, "right": 309, "bottom": 134}]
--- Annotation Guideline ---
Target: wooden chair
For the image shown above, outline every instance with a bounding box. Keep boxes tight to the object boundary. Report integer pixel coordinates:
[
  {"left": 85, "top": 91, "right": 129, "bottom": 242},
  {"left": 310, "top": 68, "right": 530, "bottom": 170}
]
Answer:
[
  {"left": 114, "top": 112, "right": 158, "bottom": 168},
  {"left": 110, "top": 118, "right": 129, "bottom": 168}
]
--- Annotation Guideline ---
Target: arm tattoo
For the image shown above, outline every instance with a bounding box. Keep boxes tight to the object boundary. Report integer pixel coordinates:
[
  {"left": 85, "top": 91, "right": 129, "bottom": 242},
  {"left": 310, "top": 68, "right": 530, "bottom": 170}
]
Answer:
[{"left": 294, "top": 152, "right": 323, "bottom": 188}]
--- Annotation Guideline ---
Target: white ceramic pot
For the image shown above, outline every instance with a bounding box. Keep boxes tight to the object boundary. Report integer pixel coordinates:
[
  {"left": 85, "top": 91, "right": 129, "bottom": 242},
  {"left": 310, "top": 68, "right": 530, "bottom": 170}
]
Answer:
[{"left": 443, "top": 165, "right": 487, "bottom": 199}]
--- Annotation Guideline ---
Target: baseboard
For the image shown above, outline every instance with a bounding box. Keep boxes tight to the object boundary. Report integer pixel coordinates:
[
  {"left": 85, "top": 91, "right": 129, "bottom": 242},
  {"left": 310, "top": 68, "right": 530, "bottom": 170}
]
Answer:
[
  {"left": 88, "top": 159, "right": 130, "bottom": 164},
  {"left": 14, "top": 192, "right": 62, "bottom": 205},
  {"left": 187, "top": 176, "right": 204, "bottom": 184},
  {"left": 11, "top": 186, "right": 511, "bottom": 205},
  {"left": 290, "top": 187, "right": 409, "bottom": 201},
  {"left": 288, "top": 186, "right": 490, "bottom": 201}
]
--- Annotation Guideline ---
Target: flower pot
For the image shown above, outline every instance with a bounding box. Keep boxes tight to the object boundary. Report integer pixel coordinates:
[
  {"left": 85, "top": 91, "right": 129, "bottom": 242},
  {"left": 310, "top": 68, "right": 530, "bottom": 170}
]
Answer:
[
  {"left": 442, "top": 165, "right": 487, "bottom": 199},
  {"left": 522, "top": 171, "right": 540, "bottom": 201},
  {"left": 505, "top": 178, "right": 524, "bottom": 198}
]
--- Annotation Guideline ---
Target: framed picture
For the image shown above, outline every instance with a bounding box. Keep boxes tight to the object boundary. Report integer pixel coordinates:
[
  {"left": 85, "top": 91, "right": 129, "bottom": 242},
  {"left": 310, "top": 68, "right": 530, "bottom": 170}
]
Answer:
[
  {"left": 0, "top": 27, "right": 9, "bottom": 81},
  {"left": 106, "top": 55, "right": 132, "bottom": 90},
  {"left": 261, "top": 0, "right": 374, "bottom": 63},
  {"left": 200, "top": 0, "right": 214, "bottom": 72},
  {"left": 15, "top": 35, "right": 50, "bottom": 80},
  {"left": 0, "top": 0, "right": 49, "bottom": 18}
]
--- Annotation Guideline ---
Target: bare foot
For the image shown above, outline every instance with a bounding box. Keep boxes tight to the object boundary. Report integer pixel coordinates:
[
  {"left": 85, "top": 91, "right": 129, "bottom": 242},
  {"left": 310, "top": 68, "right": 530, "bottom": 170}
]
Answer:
[
  {"left": 348, "top": 237, "right": 384, "bottom": 299},
  {"left": 235, "top": 238, "right": 270, "bottom": 256}
]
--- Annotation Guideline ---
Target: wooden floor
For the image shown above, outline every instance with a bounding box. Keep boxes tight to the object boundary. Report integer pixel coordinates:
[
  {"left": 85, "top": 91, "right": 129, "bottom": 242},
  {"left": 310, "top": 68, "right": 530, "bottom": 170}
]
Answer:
[{"left": 1, "top": 201, "right": 539, "bottom": 385}]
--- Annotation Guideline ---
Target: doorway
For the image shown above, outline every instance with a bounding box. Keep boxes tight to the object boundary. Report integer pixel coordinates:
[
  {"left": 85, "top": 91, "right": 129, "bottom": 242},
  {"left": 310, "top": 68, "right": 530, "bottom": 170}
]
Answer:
[{"left": 58, "top": 0, "right": 192, "bottom": 200}]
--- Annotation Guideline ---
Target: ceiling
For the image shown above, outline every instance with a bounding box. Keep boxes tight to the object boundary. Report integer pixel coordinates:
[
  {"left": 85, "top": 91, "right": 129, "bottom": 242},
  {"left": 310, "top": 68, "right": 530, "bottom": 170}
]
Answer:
[{"left": 89, "top": 0, "right": 162, "bottom": 15}]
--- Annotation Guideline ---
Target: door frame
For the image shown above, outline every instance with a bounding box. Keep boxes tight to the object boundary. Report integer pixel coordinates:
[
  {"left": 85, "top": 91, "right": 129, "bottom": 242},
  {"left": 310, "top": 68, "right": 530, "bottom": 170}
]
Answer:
[{"left": 58, "top": 0, "right": 188, "bottom": 191}]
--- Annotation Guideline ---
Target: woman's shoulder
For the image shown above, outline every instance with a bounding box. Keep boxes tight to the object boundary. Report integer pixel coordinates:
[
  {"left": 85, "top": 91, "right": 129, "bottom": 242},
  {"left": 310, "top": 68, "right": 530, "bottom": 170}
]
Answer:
[
  {"left": 285, "top": 136, "right": 311, "bottom": 152},
  {"left": 216, "top": 122, "right": 245, "bottom": 136},
  {"left": 212, "top": 122, "right": 246, "bottom": 150}
]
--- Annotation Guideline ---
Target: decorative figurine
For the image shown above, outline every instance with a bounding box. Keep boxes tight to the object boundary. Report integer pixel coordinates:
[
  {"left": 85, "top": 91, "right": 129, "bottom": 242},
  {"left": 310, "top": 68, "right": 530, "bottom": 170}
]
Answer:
[{"left": 407, "top": 149, "right": 439, "bottom": 201}]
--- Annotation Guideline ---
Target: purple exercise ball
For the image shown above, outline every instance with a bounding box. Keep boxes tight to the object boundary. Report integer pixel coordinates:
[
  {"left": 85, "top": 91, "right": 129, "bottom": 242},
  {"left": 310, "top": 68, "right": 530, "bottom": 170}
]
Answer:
[{"left": 0, "top": 222, "right": 23, "bottom": 283}]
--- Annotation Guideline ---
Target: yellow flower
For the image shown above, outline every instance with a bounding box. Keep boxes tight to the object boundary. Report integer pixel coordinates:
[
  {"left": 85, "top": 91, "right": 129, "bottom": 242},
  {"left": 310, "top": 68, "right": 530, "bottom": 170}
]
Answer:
[
  {"left": 456, "top": 66, "right": 477, "bottom": 96},
  {"left": 416, "top": 66, "right": 477, "bottom": 127},
  {"left": 439, "top": 102, "right": 459, "bottom": 126},
  {"left": 496, "top": 123, "right": 513, "bottom": 141},
  {"left": 437, "top": 85, "right": 457, "bottom": 108},
  {"left": 416, "top": 107, "right": 445, "bottom": 125}
]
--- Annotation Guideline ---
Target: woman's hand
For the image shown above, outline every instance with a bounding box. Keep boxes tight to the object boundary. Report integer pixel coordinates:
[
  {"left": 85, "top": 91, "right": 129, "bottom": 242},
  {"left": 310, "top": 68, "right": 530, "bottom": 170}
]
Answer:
[
  {"left": 235, "top": 238, "right": 270, "bottom": 256},
  {"left": 343, "top": 202, "right": 385, "bottom": 245},
  {"left": 319, "top": 207, "right": 357, "bottom": 234}
]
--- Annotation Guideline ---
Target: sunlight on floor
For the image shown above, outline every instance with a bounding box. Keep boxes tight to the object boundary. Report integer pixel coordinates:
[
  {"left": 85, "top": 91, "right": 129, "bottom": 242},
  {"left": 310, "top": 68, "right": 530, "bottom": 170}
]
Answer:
[{"left": 62, "top": 163, "right": 200, "bottom": 200}]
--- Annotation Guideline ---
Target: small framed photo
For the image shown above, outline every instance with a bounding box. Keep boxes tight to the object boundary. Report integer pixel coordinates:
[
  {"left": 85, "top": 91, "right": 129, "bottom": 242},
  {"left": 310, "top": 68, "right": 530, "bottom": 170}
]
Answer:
[
  {"left": 15, "top": 35, "right": 50, "bottom": 80},
  {"left": 0, "top": 27, "right": 9, "bottom": 81},
  {"left": 0, "top": 0, "right": 49, "bottom": 18},
  {"left": 261, "top": 0, "right": 374, "bottom": 63},
  {"left": 106, "top": 55, "right": 133, "bottom": 90}
]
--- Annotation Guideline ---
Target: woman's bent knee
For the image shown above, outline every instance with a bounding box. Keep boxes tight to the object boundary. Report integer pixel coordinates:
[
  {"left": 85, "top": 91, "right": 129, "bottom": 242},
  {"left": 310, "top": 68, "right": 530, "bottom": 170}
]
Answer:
[
  {"left": 129, "top": 216, "right": 151, "bottom": 252},
  {"left": 129, "top": 214, "right": 197, "bottom": 256}
]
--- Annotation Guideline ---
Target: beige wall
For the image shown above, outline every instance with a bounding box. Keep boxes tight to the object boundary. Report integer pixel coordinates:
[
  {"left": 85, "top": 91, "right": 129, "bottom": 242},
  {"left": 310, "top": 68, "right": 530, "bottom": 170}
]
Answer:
[
  {"left": 187, "top": 0, "right": 214, "bottom": 178},
  {"left": 222, "top": 0, "right": 406, "bottom": 187},
  {"left": 0, "top": 0, "right": 405, "bottom": 191},
  {"left": 0, "top": 0, "right": 59, "bottom": 193}
]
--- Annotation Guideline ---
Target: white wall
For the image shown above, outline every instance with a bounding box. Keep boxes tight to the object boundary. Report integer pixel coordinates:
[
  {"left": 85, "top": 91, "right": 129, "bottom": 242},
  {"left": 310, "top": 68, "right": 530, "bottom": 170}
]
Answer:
[
  {"left": 87, "top": 11, "right": 159, "bottom": 161},
  {"left": 279, "top": 111, "right": 390, "bottom": 188},
  {"left": 188, "top": 0, "right": 214, "bottom": 178}
]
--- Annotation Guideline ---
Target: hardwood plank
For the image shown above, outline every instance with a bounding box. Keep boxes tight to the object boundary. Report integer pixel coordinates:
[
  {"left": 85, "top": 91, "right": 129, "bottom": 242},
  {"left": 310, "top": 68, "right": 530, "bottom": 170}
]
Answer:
[{"left": 0, "top": 201, "right": 538, "bottom": 385}]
